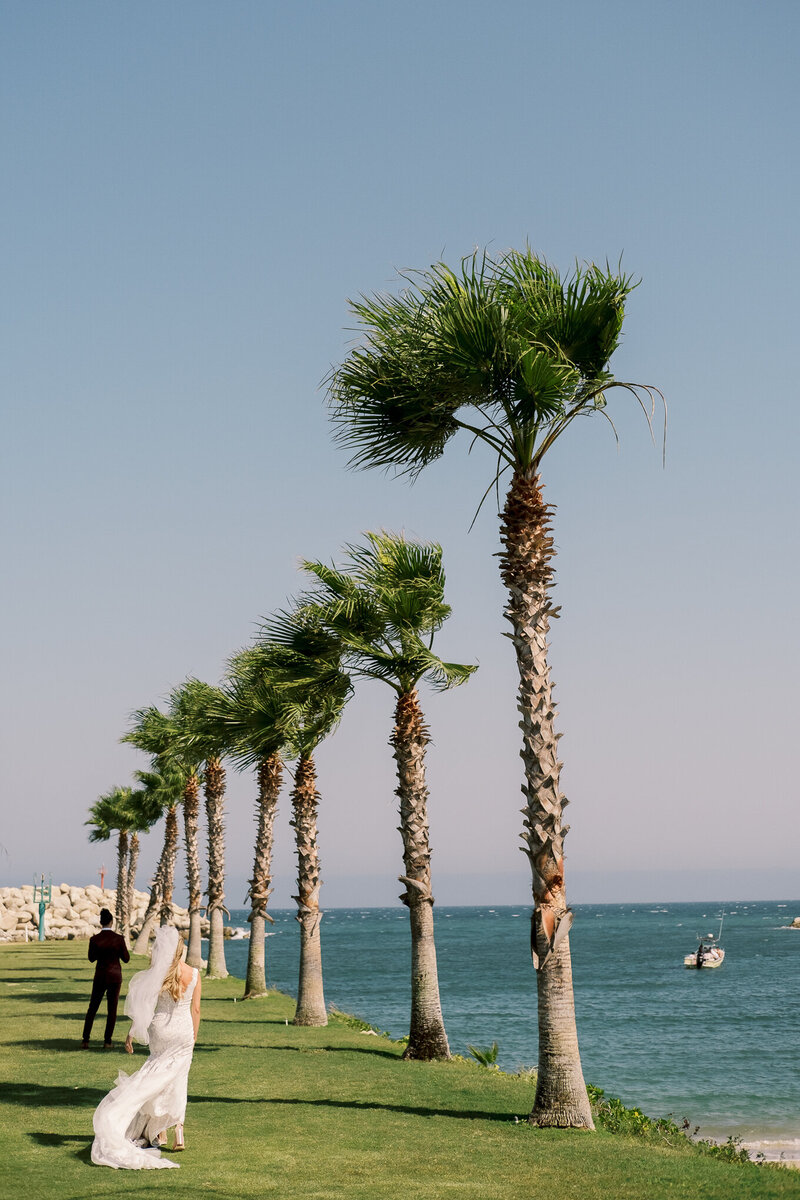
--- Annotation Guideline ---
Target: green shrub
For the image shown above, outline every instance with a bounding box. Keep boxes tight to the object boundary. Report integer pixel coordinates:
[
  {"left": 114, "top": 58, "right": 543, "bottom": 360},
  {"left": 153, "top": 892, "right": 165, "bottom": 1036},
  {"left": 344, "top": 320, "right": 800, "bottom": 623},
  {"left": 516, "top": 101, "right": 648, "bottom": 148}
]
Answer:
[
  {"left": 467, "top": 1041, "right": 499, "bottom": 1068},
  {"left": 587, "top": 1085, "right": 766, "bottom": 1166}
]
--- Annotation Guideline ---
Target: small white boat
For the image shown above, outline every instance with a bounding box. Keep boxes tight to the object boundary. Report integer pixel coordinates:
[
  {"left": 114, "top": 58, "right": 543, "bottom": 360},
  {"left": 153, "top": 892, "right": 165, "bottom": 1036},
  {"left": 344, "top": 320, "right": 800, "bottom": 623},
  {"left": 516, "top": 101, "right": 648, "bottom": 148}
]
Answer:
[
  {"left": 684, "top": 944, "right": 725, "bottom": 968},
  {"left": 684, "top": 913, "right": 726, "bottom": 969}
]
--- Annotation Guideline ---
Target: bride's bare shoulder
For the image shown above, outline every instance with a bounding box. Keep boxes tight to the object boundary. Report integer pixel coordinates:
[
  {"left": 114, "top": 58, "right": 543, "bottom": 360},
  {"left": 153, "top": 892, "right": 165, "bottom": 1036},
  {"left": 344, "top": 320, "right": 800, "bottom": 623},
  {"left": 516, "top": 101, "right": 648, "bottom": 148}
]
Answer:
[{"left": 178, "top": 962, "right": 194, "bottom": 986}]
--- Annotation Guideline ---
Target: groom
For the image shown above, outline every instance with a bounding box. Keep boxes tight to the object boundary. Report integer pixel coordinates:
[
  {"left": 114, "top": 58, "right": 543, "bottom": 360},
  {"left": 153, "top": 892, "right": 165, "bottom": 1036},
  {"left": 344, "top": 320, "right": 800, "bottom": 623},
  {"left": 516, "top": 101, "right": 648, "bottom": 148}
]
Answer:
[{"left": 81, "top": 908, "right": 130, "bottom": 1049}]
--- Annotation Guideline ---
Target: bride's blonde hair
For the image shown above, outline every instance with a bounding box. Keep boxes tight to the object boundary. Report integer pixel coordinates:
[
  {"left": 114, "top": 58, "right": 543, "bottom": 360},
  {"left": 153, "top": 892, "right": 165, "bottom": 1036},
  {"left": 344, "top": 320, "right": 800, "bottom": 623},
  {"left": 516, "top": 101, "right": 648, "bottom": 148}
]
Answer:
[{"left": 160, "top": 933, "right": 186, "bottom": 1001}]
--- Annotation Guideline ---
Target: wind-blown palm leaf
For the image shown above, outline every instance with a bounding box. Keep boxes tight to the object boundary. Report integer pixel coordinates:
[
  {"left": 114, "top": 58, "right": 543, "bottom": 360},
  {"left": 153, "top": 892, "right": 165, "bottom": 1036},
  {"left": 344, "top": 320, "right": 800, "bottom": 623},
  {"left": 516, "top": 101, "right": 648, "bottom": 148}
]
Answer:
[
  {"left": 133, "top": 765, "right": 187, "bottom": 814},
  {"left": 206, "top": 649, "right": 297, "bottom": 770},
  {"left": 86, "top": 786, "right": 151, "bottom": 842},
  {"left": 293, "top": 532, "right": 476, "bottom": 696},
  {"left": 329, "top": 249, "right": 661, "bottom": 482}
]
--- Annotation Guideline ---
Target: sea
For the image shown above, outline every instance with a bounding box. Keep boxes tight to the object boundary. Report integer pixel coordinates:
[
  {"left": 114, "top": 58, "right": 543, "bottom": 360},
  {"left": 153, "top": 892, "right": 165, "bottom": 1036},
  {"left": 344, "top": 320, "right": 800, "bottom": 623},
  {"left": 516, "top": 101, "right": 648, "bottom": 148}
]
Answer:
[{"left": 205, "top": 901, "right": 800, "bottom": 1162}]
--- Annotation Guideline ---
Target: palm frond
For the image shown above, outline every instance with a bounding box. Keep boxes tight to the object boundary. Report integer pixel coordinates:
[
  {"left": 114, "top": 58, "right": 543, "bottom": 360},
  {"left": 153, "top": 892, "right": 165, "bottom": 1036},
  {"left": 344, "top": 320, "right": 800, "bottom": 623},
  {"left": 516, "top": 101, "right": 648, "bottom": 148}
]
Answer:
[
  {"left": 86, "top": 786, "right": 135, "bottom": 840},
  {"left": 328, "top": 246, "right": 657, "bottom": 480},
  {"left": 297, "top": 531, "right": 476, "bottom": 696}
]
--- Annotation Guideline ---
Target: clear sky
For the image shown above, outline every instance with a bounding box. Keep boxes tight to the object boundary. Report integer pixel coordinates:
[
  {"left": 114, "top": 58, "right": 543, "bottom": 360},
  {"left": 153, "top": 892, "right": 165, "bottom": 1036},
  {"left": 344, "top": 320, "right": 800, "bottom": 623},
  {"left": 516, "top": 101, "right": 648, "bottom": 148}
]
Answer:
[{"left": 2, "top": 1, "right": 798, "bottom": 907}]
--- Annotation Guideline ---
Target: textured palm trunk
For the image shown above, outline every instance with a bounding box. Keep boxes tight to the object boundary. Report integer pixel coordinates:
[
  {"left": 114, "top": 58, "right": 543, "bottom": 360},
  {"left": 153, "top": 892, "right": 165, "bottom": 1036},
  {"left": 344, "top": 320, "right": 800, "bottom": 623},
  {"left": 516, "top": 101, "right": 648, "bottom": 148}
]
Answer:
[
  {"left": 392, "top": 690, "right": 450, "bottom": 1060},
  {"left": 244, "top": 754, "right": 282, "bottom": 999},
  {"left": 182, "top": 774, "right": 203, "bottom": 968},
  {"left": 115, "top": 831, "right": 130, "bottom": 945},
  {"left": 133, "top": 877, "right": 161, "bottom": 954},
  {"left": 133, "top": 840, "right": 165, "bottom": 955},
  {"left": 126, "top": 833, "right": 139, "bottom": 940},
  {"left": 499, "top": 470, "right": 594, "bottom": 1129},
  {"left": 158, "top": 806, "right": 179, "bottom": 927},
  {"left": 205, "top": 756, "right": 228, "bottom": 978},
  {"left": 291, "top": 755, "right": 327, "bottom": 1026}
]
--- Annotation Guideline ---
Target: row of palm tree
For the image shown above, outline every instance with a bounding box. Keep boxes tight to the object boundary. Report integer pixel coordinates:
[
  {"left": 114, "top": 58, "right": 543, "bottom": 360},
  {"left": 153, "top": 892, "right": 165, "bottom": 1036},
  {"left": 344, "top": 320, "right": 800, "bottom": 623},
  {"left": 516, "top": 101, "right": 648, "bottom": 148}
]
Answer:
[
  {"left": 87, "top": 247, "right": 656, "bottom": 1128},
  {"left": 88, "top": 531, "right": 474, "bottom": 1062}
]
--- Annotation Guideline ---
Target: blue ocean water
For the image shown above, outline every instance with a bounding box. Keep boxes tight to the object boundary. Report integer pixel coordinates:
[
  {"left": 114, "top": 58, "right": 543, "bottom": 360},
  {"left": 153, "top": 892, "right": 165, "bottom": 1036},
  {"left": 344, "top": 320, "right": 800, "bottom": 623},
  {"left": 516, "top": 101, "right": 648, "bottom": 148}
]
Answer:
[{"left": 207, "top": 901, "right": 800, "bottom": 1155}]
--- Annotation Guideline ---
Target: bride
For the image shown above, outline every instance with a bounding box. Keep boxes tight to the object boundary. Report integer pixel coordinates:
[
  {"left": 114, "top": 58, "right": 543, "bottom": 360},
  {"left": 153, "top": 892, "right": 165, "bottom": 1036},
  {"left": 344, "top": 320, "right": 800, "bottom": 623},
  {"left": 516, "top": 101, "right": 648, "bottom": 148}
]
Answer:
[{"left": 91, "top": 924, "right": 202, "bottom": 1169}]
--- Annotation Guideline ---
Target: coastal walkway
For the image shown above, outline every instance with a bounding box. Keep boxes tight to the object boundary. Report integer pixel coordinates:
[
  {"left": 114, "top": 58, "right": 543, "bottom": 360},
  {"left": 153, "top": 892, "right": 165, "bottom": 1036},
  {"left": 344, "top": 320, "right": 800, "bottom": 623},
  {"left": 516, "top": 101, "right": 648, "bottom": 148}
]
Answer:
[{"left": 1, "top": 941, "right": 797, "bottom": 1200}]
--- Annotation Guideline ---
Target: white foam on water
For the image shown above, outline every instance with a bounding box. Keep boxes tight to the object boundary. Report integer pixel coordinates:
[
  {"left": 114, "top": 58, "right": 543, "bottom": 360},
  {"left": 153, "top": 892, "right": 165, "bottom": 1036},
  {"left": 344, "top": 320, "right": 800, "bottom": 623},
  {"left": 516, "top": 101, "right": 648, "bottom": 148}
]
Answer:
[{"left": 742, "top": 1138, "right": 800, "bottom": 1163}]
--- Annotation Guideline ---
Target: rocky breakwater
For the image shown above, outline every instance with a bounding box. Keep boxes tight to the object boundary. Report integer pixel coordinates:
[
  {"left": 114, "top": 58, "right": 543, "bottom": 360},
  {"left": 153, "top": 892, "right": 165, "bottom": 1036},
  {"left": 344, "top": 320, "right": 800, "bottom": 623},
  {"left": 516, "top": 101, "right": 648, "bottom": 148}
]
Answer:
[{"left": 0, "top": 883, "right": 207, "bottom": 943}]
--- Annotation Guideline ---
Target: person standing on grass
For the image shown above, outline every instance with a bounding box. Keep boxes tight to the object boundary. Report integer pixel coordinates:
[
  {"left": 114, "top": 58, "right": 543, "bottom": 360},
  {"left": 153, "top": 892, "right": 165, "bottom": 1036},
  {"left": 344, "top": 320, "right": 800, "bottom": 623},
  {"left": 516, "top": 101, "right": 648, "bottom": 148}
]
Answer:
[
  {"left": 81, "top": 907, "right": 130, "bottom": 1049},
  {"left": 91, "top": 925, "right": 201, "bottom": 1169}
]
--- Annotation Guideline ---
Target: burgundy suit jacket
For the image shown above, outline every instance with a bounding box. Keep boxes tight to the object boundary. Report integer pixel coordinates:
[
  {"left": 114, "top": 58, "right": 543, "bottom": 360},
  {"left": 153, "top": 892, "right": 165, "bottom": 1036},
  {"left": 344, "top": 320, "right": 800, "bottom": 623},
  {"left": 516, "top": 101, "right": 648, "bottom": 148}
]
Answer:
[{"left": 88, "top": 928, "right": 130, "bottom": 981}]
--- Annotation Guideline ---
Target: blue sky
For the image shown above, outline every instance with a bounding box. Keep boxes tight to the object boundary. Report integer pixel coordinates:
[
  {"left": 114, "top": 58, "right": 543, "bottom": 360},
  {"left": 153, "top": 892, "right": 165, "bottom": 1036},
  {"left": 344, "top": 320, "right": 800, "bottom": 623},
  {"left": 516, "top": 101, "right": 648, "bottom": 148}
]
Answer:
[{"left": 2, "top": 1, "right": 798, "bottom": 906}]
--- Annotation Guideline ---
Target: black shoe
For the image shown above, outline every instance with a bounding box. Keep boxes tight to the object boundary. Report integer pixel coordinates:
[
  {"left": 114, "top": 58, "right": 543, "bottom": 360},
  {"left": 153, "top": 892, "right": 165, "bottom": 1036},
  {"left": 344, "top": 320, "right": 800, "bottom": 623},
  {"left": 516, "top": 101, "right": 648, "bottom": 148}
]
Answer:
[
  {"left": 103, "top": 1042, "right": 113, "bottom": 1049},
  {"left": 80, "top": 1041, "right": 89, "bottom": 1050}
]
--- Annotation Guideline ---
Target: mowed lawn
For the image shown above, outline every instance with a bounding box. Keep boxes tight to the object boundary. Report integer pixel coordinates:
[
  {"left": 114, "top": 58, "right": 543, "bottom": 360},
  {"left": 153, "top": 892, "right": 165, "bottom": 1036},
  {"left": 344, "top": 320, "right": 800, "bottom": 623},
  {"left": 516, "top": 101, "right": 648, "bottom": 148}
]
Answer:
[{"left": 1, "top": 942, "right": 797, "bottom": 1200}]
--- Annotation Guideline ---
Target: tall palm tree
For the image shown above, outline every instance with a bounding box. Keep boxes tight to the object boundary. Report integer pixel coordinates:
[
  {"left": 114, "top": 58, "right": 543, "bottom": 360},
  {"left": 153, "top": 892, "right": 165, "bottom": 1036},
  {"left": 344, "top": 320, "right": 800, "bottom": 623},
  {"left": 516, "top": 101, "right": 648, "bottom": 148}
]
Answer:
[
  {"left": 130, "top": 852, "right": 162, "bottom": 954},
  {"left": 209, "top": 648, "right": 291, "bottom": 999},
  {"left": 86, "top": 786, "right": 135, "bottom": 943},
  {"left": 295, "top": 531, "right": 475, "bottom": 1060},
  {"left": 123, "top": 703, "right": 204, "bottom": 965},
  {"left": 175, "top": 678, "right": 232, "bottom": 979},
  {"left": 164, "top": 686, "right": 213, "bottom": 968},
  {"left": 124, "top": 787, "right": 162, "bottom": 930},
  {"left": 256, "top": 624, "right": 351, "bottom": 1026},
  {"left": 328, "top": 248, "right": 659, "bottom": 1126},
  {"left": 134, "top": 766, "right": 185, "bottom": 927}
]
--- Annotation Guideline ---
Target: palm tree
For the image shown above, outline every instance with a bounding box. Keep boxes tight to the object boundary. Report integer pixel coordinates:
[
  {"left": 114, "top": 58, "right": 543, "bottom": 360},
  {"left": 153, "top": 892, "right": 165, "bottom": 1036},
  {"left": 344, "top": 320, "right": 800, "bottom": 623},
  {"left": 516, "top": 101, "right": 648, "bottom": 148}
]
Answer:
[
  {"left": 134, "top": 765, "right": 185, "bottom": 927},
  {"left": 175, "top": 678, "right": 232, "bottom": 979},
  {"left": 328, "top": 248, "right": 660, "bottom": 1126},
  {"left": 256, "top": 623, "right": 351, "bottom": 1026},
  {"left": 86, "top": 787, "right": 135, "bottom": 943},
  {"left": 123, "top": 702, "right": 204, "bottom": 965},
  {"left": 124, "top": 787, "right": 162, "bottom": 931},
  {"left": 130, "top": 854, "right": 162, "bottom": 954},
  {"left": 164, "top": 686, "right": 213, "bottom": 968},
  {"left": 209, "top": 648, "right": 291, "bottom": 999},
  {"left": 295, "top": 531, "right": 475, "bottom": 1060}
]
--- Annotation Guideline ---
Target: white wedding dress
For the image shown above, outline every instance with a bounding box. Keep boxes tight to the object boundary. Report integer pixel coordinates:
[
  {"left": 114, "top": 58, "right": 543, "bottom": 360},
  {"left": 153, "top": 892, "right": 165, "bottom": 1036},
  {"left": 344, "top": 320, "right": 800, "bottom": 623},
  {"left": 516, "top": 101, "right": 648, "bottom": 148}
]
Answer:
[{"left": 91, "top": 968, "right": 198, "bottom": 1169}]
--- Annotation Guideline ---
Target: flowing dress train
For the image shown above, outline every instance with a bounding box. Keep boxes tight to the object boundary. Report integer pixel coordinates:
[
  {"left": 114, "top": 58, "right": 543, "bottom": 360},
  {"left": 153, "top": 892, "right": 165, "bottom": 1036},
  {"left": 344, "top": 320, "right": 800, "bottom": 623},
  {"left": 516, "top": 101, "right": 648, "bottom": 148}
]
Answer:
[{"left": 91, "top": 968, "right": 198, "bottom": 1169}]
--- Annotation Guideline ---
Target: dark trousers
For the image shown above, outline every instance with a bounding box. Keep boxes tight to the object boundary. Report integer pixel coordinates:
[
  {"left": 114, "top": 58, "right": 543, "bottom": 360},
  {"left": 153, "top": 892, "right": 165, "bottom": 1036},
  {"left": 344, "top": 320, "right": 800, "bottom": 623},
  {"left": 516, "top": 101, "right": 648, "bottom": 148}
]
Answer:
[{"left": 83, "top": 971, "right": 122, "bottom": 1044}]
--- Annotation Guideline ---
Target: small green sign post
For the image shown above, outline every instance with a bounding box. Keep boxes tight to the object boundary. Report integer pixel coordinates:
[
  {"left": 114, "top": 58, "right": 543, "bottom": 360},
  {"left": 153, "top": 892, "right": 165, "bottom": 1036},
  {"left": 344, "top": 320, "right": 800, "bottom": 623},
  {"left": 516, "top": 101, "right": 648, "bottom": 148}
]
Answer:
[{"left": 33, "top": 875, "right": 52, "bottom": 942}]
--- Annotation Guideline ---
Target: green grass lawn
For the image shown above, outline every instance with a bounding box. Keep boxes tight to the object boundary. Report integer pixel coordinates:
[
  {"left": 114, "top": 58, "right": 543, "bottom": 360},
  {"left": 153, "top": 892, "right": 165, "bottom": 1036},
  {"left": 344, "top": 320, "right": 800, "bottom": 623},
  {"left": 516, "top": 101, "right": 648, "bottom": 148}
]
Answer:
[{"left": 1, "top": 942, "right": 798, "bottom": 1200}]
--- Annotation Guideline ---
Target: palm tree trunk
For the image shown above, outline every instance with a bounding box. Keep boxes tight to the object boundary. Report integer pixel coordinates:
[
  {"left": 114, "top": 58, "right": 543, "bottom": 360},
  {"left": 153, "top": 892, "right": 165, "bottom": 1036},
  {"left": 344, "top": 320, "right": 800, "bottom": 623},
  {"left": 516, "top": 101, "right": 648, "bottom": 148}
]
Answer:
[
  {"left": 115, "top": 830, "right": 130, "bottom": 945},
  {"left": 126, "top": 832, "right": 139, "bottom": 939},
  {"left": 392, "top": 690, "right": 450, "bottom": 1060},
  {"left": 132, "top": 875, "right": 161, "bottom": 954},
  {"left": 133, "top": 837, "right": 166, "bottom": 955},
  {"left": 244, "top": 754, "right": 282, "bottom": 999},
  {"left": 291, "top": 755, "right": 326, "bottom": 1026},
  {"left": 182, "top": 774, "right": 203, "bottom": 967},
  {"left": 499, "top": 470, "right": 594, "bottom": 1129},
  {"left": 205, "top": 756, "right": 228, "bottom": 978},
  {"left": 159, "top": 806, "right": 179, "bottom": 927}
]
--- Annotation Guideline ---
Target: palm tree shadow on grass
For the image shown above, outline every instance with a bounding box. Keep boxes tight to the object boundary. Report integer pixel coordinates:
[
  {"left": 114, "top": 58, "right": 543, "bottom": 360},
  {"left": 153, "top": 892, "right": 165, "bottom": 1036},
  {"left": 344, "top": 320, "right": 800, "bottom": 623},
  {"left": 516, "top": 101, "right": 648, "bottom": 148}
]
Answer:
[
  {"left": 17, "top": 991, "right": 82, "bottom": 1004},
  {"left": 1, "top": 974, "right": 63, "bottom": 983},
  {"left": 189, "top": 1095, "right": 515, "bottom": 1123},
  {"left": 197, "top": 1041, "right": 401, "bottom": 1060},
  {"left": 286, "top": 1044, "right": 402, "bottom": 1062},
  {"left": 5, "top": 1038, "right": 225, "bottom": 1055},
  {"left": 197, "top": 1017, "right": 304, "bottom": 1029},
  {"left": 6, "top": 1037, "right": 93, "bottom": 1052},
  {"left": 29, "top": 1131, "right": 94, "bottom": 1165},
  {"left": 1, "top": 1081, "right": 105, "bottom": 1106}
]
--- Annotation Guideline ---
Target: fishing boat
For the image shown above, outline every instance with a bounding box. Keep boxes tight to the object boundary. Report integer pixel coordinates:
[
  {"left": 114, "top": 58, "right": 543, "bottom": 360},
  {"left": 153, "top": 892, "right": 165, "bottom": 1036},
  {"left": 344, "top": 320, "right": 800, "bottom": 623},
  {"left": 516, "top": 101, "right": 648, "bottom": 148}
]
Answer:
[{"left": 684, "top": 913, "right": 726, "bottom": 969}]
